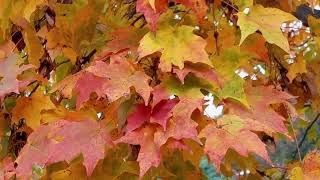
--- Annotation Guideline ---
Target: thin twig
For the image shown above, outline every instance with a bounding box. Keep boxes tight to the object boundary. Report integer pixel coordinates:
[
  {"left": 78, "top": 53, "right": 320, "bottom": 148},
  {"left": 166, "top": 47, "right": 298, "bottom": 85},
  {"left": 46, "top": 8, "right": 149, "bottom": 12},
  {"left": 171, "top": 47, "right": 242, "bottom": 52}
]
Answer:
[
  {"left": 130, "top": 14, "right": 144, "bottom": 26},
  {"left": 289, "top": 116, "right": 302, "bottom": 162},
  {"left": 10, "top": 37, "right": 24, "bottom": 52},
  {"left": 222, "top": 0, "right": 239, "bottom": 13},
  {"left": 210, "top": 2, "right": 220, "bottom": 55},
  {"left": 176, "top": 8, "right": 192, "bottom": 27},
  {"left": 293, "top": 113, "right": 320, "bottom": 158},
  {"left": 29, "top": 82, "right": 40, "bottom": 96},
  {"left": 27, "top": 80, "right": 38, "bottom": 86},
  {"left": 284, "top": 102, "right": 302, "bottom": 162}
]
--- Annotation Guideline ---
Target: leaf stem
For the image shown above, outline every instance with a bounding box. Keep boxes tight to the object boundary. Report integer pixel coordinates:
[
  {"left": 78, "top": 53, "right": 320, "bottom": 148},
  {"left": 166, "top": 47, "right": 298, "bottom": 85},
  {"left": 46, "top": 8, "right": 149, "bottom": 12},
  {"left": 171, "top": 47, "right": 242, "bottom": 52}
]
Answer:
[{"left": 210, "top": 2, "right": 220, "bottom": 55}]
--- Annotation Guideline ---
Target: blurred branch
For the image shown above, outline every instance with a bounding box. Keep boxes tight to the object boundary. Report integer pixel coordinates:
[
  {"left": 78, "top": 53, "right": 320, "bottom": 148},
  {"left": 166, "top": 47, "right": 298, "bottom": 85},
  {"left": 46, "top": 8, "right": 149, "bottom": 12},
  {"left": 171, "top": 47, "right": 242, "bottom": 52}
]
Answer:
[
  {"left": 289, "top": 116, "right": 302, "bottom": 162},
  {"left": 293, "top": 113, "right": 320, "bottom": 158}
]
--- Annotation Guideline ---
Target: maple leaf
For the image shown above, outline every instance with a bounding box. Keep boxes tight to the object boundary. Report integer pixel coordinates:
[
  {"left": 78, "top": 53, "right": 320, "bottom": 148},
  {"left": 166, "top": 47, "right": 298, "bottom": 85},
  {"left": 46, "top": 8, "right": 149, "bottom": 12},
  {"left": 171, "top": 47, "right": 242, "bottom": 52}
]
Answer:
[
  {"left": 212, "top": 47, "right": 255, "bottom": 107},
  {"left": 138, "top": 25, "right": 211, "bottom": 72},
  {"left": 51, "top": 71, "right": 106, "bottom": 109},
  {"left": 50, "top": 72, "right": 81, "bottom": 100},
  {"left": 154, "top": 97, "right": 203, "bottom": 148},
  {"left": 23, "top": 0, "right": 45, "bottom": 21},
  {"left": 126, "top": 98, "right": 184, "bottom": 133},
  {"left": 122, "top": 98, "right": 177, "bottom": 132},
  {"left": 173, "top": 63, "right": 221, "bottom": 88},
  {"left": 15, "top": 119, "right": 112, "bottom": 179},
  {"left": 289, "top": 150, "right": 320, "bottom": 180},
  {"left": 0, "top": 156, "right": 15, "bottom": 179},
  {"left": 39, "top": 0, "right": 104, "bottom": 61},
  {"left": 117, "top": 97, "right": 202, "bottom": 178},
  {"left": 12, "top": 91, "right": 55, "bottom": 129},
  {"left": 41, "top": 106, "right": 99, "bottom": 123},
  {"left": 136, "top": 0, "right": 168, "bottom": 32},
  {"left": 151, "top": 74, "right": 213, "bottom": 135},
  {"left": 66, "top": 1, "right": 102, "bottom": 54},
  {"left": 173, "top": 0, "right": 208, "bottom": 19},
  {"left": 40, "top": 141, "right": 139, "bottom": 179},
  {"left": 162, "top": 149, "right": 204, "bottom": 179},
  {"left": 237, "top": 5, "right": 297, "bottom": 53},
  {"left": 199, "top": 115, "right": 271, "bottom": 171},
  {"left": 152, "top": 75, "right": 212, "bottom": 105},
  {"left": 287, "top": 55, "right": 307, "bottom": 82},
  {"left": 0, "top": 54, "right": 35, "bottom": 98},
  {"left": 73, "top": 71, "right": 107, "bottom": 108},
  {"left": 85, "top": 60, "right": 152, "bottom": 105},
  {"left": 205, "top": 19, "right": 237, "bottom": 55},
  {"left": 0, "top": 40, "right": 15, "bottom": 59},
  {"left": 240, "top": 33, "right": 269, "bottom": 63},
  {"left": 166, "top": 139, "right": 192, "bottom": 154},
  {"left": 152, "top": 85, "right": 172, "bottom": 106},
  {"left": 305, "top": 59, "right": 320, "bottom": 110},
  {"left": 308, "top": 16, "right": 320, "bottom": 36},
  {"left": 23, "top": 26, "right": 44, "bottom": 67},
  {"left": 150, "top": 99, "right": 178, "bottom": 130},
  {"left": 220, "top": 74, "right": 249, "bottom": 107},
  {"left": 148, "top": 0, "right": 156, "bottom": 10},
  {"left": 234, "top": 0, "right": 253, "bottom": 10},
  {"left": 225, "top": 85, "right": 295, "bottom": 134},
  {"left": 1, "top": 0, "right": 319, "bottom": 179},
  {"left": 102, "top": 27, "right": 148, "bottom": 55},
  {"left": 114, "top": 125, "right": 161, "bottom": 178},
  {"left": 36, "top": 28, "right": 78, "bottom": 64},
  {"left": 126, "top": 104, "right": 151, "bottom": 132},
  {"left": 52, "top": 60, "right": 152, "bottom": 109},
  {"left": 116, "top": 97, "right": 201, "bottom": 177}
]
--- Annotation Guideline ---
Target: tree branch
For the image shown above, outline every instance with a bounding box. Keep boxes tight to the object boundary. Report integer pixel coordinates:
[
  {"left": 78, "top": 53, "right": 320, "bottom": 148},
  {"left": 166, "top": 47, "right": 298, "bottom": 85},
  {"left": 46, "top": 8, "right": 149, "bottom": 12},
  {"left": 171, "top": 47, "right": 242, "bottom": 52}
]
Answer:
[
  {"left": 221, "top": 0, "right": 239, "bottom": 13},
  {"left": 293, "top": 113, "right": 320, "bottom": 158}
]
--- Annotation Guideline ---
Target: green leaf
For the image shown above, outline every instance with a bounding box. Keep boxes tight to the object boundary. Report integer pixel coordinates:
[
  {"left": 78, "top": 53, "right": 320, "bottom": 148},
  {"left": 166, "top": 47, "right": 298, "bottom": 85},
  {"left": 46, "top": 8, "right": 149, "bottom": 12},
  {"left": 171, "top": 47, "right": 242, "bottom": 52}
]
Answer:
[
  {"left": 162, "top": 75, "right": 213, "bottom": 99},
  {"left": 212, "top": 47, "right": 252, "bottom": 107},
  {"left": 54, "top": 56, "right": 72, "bottom": 83},
  {"left": 23, "top": 0, "right": 45, "bottom": 21},
  {"left": 219, "top": 74, "right": 248, "bottom": 107}
]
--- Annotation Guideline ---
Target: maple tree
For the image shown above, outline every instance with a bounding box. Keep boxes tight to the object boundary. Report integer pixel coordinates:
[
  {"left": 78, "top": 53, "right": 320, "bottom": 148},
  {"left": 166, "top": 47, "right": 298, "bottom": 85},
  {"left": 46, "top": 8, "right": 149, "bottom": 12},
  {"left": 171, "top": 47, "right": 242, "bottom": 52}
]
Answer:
[{"left": 1, "top": 0, "right": 320, "bottom": 179}]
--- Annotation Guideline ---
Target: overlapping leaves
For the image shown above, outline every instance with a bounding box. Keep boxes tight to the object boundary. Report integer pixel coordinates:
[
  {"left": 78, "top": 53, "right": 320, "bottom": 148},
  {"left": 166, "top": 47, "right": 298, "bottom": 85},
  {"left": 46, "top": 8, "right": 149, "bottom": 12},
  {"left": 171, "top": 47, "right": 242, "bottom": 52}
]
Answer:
[{"left": 0, "top": 0, "right": 319, "bottom": 179}]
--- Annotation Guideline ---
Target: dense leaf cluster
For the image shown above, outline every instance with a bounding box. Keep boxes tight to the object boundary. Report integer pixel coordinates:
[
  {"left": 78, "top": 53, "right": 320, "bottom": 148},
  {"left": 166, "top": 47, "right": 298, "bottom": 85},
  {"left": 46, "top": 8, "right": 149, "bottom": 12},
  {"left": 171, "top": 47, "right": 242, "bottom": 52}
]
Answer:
[{"left": 0, "top": 0, "right": 320, "bottom": 179}]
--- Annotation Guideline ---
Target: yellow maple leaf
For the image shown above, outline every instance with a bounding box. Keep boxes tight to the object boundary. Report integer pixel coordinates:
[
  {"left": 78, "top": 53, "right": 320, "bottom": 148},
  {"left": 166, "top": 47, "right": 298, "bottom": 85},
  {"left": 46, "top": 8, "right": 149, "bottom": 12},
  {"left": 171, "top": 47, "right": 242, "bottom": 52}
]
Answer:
[
  {"left": 138, "top": 25, "right": 211, "bottom": 72},
  {"left": 287, "top": 56, "right": 307, "bottom": 82},
  {"left": 237, "top": 5, "right": 297, "bottom": 53},
  {"left": 12, "top": 90, "right": 55, "bottom": 129}
]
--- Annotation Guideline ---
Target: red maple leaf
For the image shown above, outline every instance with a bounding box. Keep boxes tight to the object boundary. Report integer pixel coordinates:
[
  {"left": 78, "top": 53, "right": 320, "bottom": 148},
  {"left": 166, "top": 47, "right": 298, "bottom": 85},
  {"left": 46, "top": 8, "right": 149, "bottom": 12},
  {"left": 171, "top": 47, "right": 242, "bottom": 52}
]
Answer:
[
  {"left": 15, "top": 119, "right": 112, "bottom": 179},
  {"left": 136, "top": 0, "right": 167, "bottom": 32},
  {"left": 225, "top": 85, "right": 295, "bottom": 134},
  {"left": 53, "top": 60, "right": 152, "bottom": 109},
  {"left": 126, "top": 104, "right": 151, "bottom": 132},
  {"left": 114, "top": 125, "right": 160, "bottom": 178}
]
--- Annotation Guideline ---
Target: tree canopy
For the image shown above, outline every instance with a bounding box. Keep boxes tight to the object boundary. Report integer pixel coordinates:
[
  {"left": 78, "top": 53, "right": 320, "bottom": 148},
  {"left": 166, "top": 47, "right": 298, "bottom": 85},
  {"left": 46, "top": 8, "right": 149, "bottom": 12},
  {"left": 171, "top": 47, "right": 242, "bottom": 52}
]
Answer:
[{"left": 0, "top": 0, "right": 320, "bottom": 179}]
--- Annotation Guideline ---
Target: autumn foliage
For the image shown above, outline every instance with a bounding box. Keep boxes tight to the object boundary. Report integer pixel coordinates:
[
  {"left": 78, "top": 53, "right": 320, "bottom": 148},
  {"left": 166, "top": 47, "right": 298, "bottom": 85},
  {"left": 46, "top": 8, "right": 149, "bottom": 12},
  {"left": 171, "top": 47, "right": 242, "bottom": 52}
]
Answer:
[{"left": 1, "top": 0, "right": 320, "bottom": 179}]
